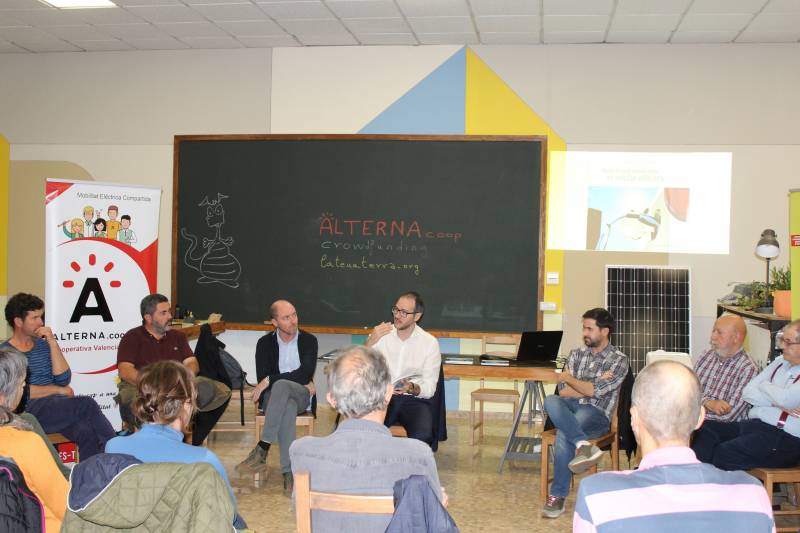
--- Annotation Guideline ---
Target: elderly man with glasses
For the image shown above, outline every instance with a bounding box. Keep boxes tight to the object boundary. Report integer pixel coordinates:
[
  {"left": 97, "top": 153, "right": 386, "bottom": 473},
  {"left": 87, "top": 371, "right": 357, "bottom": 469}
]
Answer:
[
  {"left": 692, "top": 319, "right": 800, "bottom": 470},
  {"left": 366, "top": 291, "right": 440, "bottom": 446}
]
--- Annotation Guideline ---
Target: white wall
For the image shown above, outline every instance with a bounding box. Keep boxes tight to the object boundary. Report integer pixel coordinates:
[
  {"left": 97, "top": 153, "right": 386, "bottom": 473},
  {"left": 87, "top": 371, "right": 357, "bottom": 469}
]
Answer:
[{"left": 3, "top": 42, "right": 798, "bottom": 368}]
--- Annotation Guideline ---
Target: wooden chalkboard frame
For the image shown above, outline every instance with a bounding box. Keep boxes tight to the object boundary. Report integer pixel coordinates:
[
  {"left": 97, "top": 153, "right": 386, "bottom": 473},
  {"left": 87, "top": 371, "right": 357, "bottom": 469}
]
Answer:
[{"left": 172, "top": 134, "right": 547, "bottom": 336}]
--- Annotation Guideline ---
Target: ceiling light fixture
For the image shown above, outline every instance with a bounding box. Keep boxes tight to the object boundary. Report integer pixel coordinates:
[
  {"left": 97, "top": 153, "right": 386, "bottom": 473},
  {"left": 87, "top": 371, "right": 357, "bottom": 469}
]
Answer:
[{"left": 40, "top": 0, "right": 116, "bottom": 8}]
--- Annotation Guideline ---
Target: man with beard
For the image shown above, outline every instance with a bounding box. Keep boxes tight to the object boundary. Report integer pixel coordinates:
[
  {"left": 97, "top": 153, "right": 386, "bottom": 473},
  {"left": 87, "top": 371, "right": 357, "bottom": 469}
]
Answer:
[
  {"left": 366, "top": 291, "right": 441, "bottom": 447},
  {"left": 542, "top": 307, "right": 628, "bottom": 519},
  {"left": 235, "top": 300, "right": 317, "bottom": 496}
]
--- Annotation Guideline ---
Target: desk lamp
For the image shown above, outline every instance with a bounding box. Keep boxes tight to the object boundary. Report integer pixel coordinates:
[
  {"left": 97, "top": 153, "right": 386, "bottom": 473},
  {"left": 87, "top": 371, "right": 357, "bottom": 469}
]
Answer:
[{"left": 755, "top": 229, "right": 780, "bottom": 311}]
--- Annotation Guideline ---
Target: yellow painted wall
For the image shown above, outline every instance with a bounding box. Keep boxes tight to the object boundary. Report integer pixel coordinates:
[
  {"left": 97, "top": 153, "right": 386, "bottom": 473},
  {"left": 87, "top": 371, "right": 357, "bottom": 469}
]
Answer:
[
  {"left": 461, "top": 49, "right": 566, "bottom": 412},
  {"left": 0, "top": 135, "right": 7, "bottom": 338}
]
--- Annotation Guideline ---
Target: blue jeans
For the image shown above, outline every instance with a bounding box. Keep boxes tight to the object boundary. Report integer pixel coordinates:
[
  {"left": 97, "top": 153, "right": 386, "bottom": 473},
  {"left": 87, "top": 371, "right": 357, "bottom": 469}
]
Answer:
[
  {"left": 384, "top": 394, "right": 434, "bottom": 446},
  {"left": 544, "top": 395, "right": 609, "bottom": 497},
  {"left": 27, "top": 394, "right": 116, "bottom": 460},
  {"left": 692, "top": 419, "right": 800, "bottom": 471}
]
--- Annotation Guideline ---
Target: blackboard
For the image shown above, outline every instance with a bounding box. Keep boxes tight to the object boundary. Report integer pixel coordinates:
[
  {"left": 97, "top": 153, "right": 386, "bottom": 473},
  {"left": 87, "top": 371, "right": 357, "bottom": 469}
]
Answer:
[{"left": 173, "top": 135, "right": 545, "bottom": 332}]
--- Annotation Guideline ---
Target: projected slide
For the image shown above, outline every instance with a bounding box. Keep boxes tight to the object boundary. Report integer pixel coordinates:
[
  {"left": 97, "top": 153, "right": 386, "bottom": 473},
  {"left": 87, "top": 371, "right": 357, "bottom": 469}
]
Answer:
[{"left": 547, "top": 152, "right": 731, "bottom": 254}]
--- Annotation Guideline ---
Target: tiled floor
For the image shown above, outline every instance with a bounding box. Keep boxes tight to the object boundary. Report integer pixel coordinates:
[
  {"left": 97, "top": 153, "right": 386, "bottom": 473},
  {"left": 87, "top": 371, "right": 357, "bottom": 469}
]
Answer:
[{"left": 207, "top": 402, "right": 628, "bottom": 533}]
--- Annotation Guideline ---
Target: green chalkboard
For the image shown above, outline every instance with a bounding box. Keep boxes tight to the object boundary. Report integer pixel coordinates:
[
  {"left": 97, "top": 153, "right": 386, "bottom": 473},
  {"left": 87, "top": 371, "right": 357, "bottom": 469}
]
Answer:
[{"left": 173, "top": 135, "right": 545, "bottom": 332}]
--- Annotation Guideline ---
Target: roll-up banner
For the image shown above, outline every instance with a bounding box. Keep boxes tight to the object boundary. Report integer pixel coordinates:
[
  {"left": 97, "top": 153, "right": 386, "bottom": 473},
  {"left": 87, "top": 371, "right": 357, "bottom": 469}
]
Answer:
[{"left": 45, "top": 179, "right": 161, "bottom": 428}]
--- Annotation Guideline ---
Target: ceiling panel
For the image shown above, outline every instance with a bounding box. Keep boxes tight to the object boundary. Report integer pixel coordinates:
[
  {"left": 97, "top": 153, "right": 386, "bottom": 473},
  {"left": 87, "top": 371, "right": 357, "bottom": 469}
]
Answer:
[
  {"left": 72, "top": 38, "right": 133, "bottom": 51},
  {"left": 256, "top": 1, "right": 332, "bottom": 20},
  {"left": 0, "top": 0, "right": 52, "bottom": 9},
  {"left": 127, "top": 5, "right": 207, "bottom": 24},
  {"left": 763, "top": 0, "right": 800, "bottom": 13},
  {"left": 192, "top": 3, "right": 268, "bottom": 22},
  {"left": 611, "top": 14, "right": 681, "bottom": 31},
  {"left": 181, "top": 35, "right": 244, "bottom": 48},
  {"left": 543, "top": 30, "right": 605, "bottom": 43},
  {"left": 44, "top": 24, "right": 114, "bottom": 40},
  {"left": 407, "top": 16, "right": 474, "bottom": 33},
  {"left": 96, "top": 22, "right": 167, "bottom": 39},
  {"left": 688, "top": 0, "right": 768, "bottom": 14},
  {"left": 157, "top": 22, "right": 229, "bottom": 38},
  {"left": 680, "top": 13, "right": 754, "bottom": 31},
  {"left": 217, "top": 19, "right": 285, "bottom": 36},
  {"left": 0, "top": 40, "right": 30, "bottom": 52},
  {"left": 480, "top": 31, "right": 540, "bottom": 44},
  {"left": 543, "top": 0, "right": 614, "bottom": 16},
  {"left": 476, "top": 15, "right": 539, "bottom": 33},
  {"left": 124, "top": 36, "right": 190, "bottom": 49},
  {"left": 354, "top": 32, "right": 417, "bottom": 44},
  {"left": 327, "top": 0, "right": 401, "bottom": 19},
  {"left": 237, "top": 34, "right": 299, "bottom": 46},
  {"left": 470, "top": 0, "right": 539, "bottom": 16},
  {"left": 736, "top": 29, "right": 800, "bottom": 41},
  {"left": 279, "top": 18, "right": 349, "bottom": 34},
  {"left": 606, "top": 29, "right": 672, "bottom": 42},
  {"left": 671, "top": 29, "right": 740, "bottom": 42},
  {"left": 616, "top": 0, "right": 692, "bottom": 15},
  {"left": 396, "top": 0, "right": 470, "bottom": 18},
  {"left": 544, "top": 14, "right": 610, "bottom": 31},
  {"left": 343, "top": 17, "right": 408, "bottom": 33},
  {"left": 295, "top": 32, "right": 357, "bottom": 44},
  {"left": 748, "top": 11, "right": 800, "bottom": 31},
  {"left": 417, "top": 31, "right": 478, "bottom": 44}
]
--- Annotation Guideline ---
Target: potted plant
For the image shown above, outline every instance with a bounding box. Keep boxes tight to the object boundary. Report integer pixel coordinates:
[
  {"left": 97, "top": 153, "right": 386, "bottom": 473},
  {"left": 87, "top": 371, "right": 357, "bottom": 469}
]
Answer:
[{"left": 772, "top": 266, "right": 792, "bottom": 318}]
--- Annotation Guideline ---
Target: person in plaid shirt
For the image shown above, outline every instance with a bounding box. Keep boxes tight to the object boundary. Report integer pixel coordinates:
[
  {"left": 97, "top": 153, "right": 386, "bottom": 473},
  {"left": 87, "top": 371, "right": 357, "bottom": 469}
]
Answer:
[
  {"left": 694, "top": 315, "right": 756, "bottom": 422},
  {"left": 542, "top": 308, "right": 629, "bottom": 519}
]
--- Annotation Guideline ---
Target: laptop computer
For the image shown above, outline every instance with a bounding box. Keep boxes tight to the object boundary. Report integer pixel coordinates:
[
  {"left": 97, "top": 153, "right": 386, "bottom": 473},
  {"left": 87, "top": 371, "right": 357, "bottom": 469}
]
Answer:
[{"left": 481, "top": 331, "right": 563, "bottom": 367}]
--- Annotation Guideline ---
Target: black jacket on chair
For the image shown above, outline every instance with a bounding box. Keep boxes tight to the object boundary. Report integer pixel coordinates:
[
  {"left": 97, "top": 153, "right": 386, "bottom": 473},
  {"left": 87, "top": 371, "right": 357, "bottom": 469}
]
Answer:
[{"left": 255, "top": 330, "right": 318, "bottom": 414}]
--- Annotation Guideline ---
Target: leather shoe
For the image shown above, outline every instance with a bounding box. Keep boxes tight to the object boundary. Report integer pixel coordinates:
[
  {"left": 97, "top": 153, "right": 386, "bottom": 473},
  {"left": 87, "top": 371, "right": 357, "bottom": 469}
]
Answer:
[{"left": 283, "top": 472, "right": 294, "bottom": 497}]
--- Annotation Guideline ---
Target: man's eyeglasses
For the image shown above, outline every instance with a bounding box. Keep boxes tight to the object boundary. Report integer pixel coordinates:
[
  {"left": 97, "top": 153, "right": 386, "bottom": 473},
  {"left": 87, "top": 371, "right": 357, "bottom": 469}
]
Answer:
[
  {"left": 777, "top": 331, "right": 800, "bottom": 347},
  {"left": 391, "top": 306, "right": 417, "bottom": 318}
]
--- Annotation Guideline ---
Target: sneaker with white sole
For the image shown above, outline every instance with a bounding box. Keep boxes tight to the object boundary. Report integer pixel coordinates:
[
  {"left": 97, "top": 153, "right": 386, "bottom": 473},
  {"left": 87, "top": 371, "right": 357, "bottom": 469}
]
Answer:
[
  {"left": 541, "top": 495, "right": 566, "bottom": 518},
  {"left": 568, "top": 444, "right": 603, "bottom": 473}
]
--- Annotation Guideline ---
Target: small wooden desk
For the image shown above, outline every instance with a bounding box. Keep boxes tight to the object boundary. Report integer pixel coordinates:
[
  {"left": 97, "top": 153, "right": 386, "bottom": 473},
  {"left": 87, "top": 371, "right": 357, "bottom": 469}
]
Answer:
[{"left": 445, "top": 362, "right": 558, "bottom": 472}]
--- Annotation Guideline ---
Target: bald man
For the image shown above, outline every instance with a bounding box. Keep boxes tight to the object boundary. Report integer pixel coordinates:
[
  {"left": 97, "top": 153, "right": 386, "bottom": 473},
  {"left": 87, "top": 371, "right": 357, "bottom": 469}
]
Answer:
[
  {"left": 235, "top": 300, "right": 318, "bottom": 496},
  {"left": 693, "top": 315, "right": 756, "bottom": 422},
  {"left": 574, "top": 361, "right": 774, "bottom": 532}
]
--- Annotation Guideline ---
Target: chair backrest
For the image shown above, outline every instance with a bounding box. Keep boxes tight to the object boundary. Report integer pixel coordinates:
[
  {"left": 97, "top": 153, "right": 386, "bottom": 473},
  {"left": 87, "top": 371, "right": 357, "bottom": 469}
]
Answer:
[
  {"left": 645, "top": 350, "right": 693, "bottom": 369},
  {"left": 294, "top": 471, "right": 394, "bottom": 533},
  {"left": 480, "top": 334, "right": 520, "bottom": 357}
]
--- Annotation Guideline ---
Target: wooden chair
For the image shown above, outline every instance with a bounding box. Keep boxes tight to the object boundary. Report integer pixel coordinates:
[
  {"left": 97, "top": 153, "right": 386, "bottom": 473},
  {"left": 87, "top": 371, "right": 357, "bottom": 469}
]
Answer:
[
  {"left": 471, "top": 334, "right": 521, "bottom": 444},
  {"left": 294, "top": 471, "right": 394, "bottom": 533},
  {"left": 750, "top": 467, "right": 800, "bottom": 532},
  {"left": 207, "top": 383, "right": 256, "bottom": 443},
  {"left": 253, "top": 408, "right": 315, "bottom": 482},
  {"left": 389, "top": 425, "right": 407, "bottom": 437},
  {"left": 48, "top": 433, "right": 79, "bottom": 463},
  {"left": 539, "top": 405, "right": 620, "bottom": 502}
]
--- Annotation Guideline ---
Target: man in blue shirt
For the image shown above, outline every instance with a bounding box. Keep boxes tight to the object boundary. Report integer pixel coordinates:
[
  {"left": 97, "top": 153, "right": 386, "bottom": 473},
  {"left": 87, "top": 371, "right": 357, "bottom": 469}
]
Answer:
[
  {"left": 3, "top": 293, "right": 115, "bottom": 459},
  {"left": 693, "top": 319, "right": 800, "bottom": 470},
  {"left": 235, "top": 299, "right": 317, "bottom": 495}
]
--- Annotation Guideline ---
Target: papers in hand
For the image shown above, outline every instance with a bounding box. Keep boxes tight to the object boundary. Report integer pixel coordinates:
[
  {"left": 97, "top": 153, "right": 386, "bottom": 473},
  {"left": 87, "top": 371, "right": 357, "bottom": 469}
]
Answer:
[{"left": 393, "top": 369, "right": 423, "bottom": 389}]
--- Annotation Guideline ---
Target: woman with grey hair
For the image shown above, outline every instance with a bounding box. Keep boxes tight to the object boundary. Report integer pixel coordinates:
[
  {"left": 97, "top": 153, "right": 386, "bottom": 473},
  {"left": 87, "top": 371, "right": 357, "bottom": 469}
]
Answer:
[{"left": 0, "top": 345, "right": 69, "bottom": 531}]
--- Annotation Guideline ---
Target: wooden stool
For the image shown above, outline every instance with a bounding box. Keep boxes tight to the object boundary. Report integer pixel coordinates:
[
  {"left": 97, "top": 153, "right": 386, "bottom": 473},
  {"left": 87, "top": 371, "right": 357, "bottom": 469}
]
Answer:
[
  {"left": 750, "top": 467, "right": 800, "bottom": 532},
  {"left": 471, "top": 334, "right": 522, "bottom": 445},
  {"left": 471, "top": 385, "right": 520, "bottom": 444}
]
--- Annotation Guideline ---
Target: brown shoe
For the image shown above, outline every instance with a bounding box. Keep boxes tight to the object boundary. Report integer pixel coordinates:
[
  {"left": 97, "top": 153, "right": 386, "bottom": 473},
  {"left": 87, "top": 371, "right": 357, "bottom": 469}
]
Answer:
[{"left": 235, "top": 445, "right": 268, "bottom": 475}]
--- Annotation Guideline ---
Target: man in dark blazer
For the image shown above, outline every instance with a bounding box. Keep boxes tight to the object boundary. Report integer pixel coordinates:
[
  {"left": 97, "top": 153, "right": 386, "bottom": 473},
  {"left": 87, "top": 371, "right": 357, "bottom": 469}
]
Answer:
[{"left": 235, "top": 299, "right": 317, "bottom": 495}]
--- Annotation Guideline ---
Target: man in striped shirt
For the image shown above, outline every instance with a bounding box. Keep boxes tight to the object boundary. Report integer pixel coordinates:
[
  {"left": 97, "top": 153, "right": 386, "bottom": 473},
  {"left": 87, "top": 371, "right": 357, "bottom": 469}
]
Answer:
[
  {"left": 542, "top": 308, "right": 629, "bottom": 518},
  {"left": 694, "top": 315, "right": 757, "bottom": 422},
  {"left": 693, "top": 319, "right": 800, "bottom": 471},
  {"left": 573, "top": 360, "right": 774, "bottom": 533},
  {"left": 3, "top": 293, "right": 115, "bottom": 459}
]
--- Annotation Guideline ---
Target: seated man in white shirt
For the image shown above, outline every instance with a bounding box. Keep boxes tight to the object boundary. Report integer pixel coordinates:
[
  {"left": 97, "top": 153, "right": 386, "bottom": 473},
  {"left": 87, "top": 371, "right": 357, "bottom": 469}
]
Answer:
[{"left": 366, "top": 291, "right": 441, "bottom": 446}]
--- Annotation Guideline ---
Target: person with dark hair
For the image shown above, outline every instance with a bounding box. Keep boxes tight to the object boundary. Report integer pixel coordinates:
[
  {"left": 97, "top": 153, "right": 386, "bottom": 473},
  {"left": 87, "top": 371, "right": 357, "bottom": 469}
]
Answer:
[
  {"left": 117, "top": 214, "right": 136, "bottom": 245},
  {"left": 93, "top": 217, "right": 107, "bottom": 238},
  {"left": 541, "top": 307, "right": 628, "bottom": 519},
  {"left": 574, "top": 360, "right": 774, "bottom": 532},
  {"left": 105, "top": 360, "right": 246, "bottom": 530},
  {"left": 366, "top": 291, "right": 441, "bottom": 446},
  {"left": 290, "top": 345, "right": 447, "bottom": 533},
  {"left": 236, "top": 299, "right": 317, "bottom": 497},
  {"left": 116, "top": 293, "right": 230, "bottom": 441},
  {"left": 2, "top": 292, "right": 115, "bottom": 460},
  {"left": 0, "top": 345, "right": 69, "bottom": 532}
]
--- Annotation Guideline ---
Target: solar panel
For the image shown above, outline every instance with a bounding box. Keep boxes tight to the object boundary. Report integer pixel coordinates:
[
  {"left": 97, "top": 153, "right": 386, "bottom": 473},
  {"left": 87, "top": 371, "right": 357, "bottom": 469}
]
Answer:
[{"left": 605, "top": 265, "right": 691, "bottom": 374}]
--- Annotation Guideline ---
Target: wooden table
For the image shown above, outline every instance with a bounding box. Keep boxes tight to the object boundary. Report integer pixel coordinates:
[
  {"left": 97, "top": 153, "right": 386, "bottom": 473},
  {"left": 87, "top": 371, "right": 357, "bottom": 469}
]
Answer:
[{"left": 445, "top": 362, "right": 559, "bottom": 472}]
